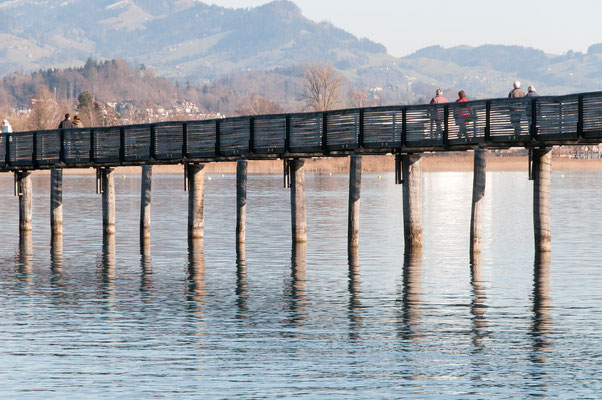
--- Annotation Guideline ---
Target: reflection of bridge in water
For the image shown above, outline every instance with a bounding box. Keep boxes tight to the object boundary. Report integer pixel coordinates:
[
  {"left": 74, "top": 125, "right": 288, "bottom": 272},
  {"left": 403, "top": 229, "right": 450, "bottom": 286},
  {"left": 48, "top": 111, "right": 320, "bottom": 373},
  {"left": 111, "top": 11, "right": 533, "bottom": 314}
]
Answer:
[{"left": 5, "top": 91, "right": 602, "bottom": 258}]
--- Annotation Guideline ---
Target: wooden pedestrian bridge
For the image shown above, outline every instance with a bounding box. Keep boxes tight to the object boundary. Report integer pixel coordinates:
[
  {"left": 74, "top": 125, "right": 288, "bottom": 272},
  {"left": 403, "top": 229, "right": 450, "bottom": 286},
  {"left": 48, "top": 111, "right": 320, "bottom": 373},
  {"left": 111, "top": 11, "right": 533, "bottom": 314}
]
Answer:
[{"left": 4, "top": 90, "right": 602, "bottom": 258}]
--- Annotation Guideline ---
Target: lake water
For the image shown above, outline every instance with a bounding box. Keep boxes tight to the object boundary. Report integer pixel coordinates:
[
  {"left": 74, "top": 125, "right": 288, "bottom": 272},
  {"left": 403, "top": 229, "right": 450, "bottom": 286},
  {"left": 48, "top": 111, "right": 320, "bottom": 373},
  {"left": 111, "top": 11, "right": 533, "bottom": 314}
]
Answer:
[{"left": 0, "top": 170, "right": 601, "bottom": 399}]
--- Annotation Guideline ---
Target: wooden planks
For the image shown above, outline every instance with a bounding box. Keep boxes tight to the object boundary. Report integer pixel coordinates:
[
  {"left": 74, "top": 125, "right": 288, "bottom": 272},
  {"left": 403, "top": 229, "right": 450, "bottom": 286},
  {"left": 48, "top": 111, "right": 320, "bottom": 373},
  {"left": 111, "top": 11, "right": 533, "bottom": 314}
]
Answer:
[
  {"left": 220, "top": 117, "right": 250, "bottom": 156},
  {"left": 325, "top": 110, "right": 360, "bottom": 150},
  {"left": 63, "top": 129, "right": 91, "bottom": 163},
  {"left": 289, "top": 112, "right": 323, "bottom": 152},
  {"left": 186, "top": 120, "right": 216, "bottom": 157},
  {"left": 154, "top": 123, "right": 184, "bottom": 159},
  {"left": 536, "top": 95, "right": 579, "bottom": 138},
  {"left": 582, "top": 93, "right": 602, "bottom": 136},
  {"left": 94, "top": 127, "right": 121, "bottom": 163},
  {"left": 36, "top": 131, "right": 60, "bottom": 165},
  {"left": 362, "top": 108, "right": 402, "bottom": 148},
  {"left": 254, "top": 116, "right": 286, "bottom": 154},
  {"left": 124, "top": 125, "right": 151, "bottom": 161}
]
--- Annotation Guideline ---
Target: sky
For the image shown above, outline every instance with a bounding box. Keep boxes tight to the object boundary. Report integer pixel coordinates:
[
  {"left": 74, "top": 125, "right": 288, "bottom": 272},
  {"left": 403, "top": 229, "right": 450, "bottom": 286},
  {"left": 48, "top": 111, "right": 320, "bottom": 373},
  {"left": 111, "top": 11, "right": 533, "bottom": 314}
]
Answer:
[{"left": 206, "top": 0, "right": 602, "bottom": 57}]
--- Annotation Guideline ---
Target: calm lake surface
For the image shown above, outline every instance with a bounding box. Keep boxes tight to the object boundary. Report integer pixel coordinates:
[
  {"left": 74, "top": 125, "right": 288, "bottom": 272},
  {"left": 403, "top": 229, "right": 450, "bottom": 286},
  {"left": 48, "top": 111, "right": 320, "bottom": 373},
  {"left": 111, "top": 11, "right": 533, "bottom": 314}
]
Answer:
[{"left": 0, "top": 170, "right": 601, "bottom": 399}]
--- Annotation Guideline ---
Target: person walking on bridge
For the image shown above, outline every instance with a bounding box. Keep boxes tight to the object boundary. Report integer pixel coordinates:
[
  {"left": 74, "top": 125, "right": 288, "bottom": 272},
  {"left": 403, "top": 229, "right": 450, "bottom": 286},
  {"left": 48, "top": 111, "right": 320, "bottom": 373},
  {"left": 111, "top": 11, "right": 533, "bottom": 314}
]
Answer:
[
  {"left": 508, "top": 81, "right": 526, "bottom": 136},
  {"left": 429, "top": 89, "right": 448, "bottom": 138},
  {"left": 73, "top": 115, "right": 84, "bottom": 128},
  {"left": 1, "top": 119, "right": 12, "bottom": 133},
  {"left": 509, "top": 81, "right": 526, "bottom": 98},
  {"left": 527, "top": 85, "right": 539, "bottom": 97},
  {"left": 454, "top": 90, "right": 471, "bottom": 139},
  {"left": 58, "top": 113, "right": 74, "bottom": 129}
]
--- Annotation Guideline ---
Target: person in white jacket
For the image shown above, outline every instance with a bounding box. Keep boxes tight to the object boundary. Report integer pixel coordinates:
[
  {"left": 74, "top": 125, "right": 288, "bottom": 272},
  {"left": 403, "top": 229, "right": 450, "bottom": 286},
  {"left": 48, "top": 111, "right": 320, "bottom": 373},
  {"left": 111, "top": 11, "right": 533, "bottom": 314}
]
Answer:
[{"left": 1, "top": 119, "right": 12, "bottom": 133}]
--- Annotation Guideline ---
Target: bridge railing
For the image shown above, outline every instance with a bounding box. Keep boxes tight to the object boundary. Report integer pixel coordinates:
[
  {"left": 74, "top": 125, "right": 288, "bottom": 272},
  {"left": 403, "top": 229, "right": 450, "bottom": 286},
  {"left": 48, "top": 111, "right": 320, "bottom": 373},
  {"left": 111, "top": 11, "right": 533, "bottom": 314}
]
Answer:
[{"left": 2, "top": 91, "right": 602, "bottom": 169}]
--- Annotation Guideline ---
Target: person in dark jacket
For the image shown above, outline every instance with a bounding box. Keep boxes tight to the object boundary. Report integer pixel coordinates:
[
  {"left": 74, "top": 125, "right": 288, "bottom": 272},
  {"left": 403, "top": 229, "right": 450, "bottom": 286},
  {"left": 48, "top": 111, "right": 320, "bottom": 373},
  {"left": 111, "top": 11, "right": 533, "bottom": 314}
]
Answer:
[
  {"left": 508, "top": 81, "right": 526, "bottom": 135},
  {"left": 527, "top": 85, "right": 539, "bottom": 97},
  {"left": 58, "top": 113, "right": 74, "bottom": 129},
  {"left": 429, "top": 89, "right": 448, "bottom": 138}
]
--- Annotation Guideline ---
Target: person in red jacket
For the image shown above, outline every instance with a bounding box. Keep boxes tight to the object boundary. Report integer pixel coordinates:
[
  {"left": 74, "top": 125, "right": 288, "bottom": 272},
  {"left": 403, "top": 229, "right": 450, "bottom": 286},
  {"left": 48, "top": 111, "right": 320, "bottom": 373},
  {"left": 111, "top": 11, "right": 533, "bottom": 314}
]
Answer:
[{"left": 454, "top": 90, "right": 470, "bottom": 138}]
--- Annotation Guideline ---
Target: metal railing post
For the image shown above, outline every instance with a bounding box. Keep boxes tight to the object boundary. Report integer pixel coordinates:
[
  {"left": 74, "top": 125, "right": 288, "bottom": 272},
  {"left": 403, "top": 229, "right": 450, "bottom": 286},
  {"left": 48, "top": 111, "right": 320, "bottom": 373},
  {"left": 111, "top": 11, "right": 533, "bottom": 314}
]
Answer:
[
  {"left": 322, "top": 112, "right": 328, "bottom": 154},
  {"left": 485, "top": 101, "right": 491, "bottom": 141},
  {"left": 577, "top": 94, "right": 584, "bottom": 138},
  {"left": 215, "top": 119, "right": 221, "bottom": 157},
  {"left": 530, "top": 98, "right": 538, "bottom": 140},
  {"left": 358, "top": 109, "right": 365, "bottom": 149},
  {"left": 249, "top": 117, "right": 255, "bottom": 154}
]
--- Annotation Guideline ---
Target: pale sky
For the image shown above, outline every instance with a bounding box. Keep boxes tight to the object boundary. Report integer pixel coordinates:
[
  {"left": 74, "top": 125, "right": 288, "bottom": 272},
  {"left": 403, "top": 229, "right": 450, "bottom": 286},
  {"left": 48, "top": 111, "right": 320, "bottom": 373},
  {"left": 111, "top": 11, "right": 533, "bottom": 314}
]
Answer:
[{"left": 206, "top": 0, "right": 602, "bottom": 57}]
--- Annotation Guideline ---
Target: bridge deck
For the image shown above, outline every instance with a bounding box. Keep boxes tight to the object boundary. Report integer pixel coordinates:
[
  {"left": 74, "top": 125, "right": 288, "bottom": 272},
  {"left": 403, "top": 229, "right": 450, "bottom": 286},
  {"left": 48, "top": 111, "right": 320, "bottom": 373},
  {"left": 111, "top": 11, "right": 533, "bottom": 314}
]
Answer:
[{"left": 3, "top": 91, "right": 602, "bottom": 171}]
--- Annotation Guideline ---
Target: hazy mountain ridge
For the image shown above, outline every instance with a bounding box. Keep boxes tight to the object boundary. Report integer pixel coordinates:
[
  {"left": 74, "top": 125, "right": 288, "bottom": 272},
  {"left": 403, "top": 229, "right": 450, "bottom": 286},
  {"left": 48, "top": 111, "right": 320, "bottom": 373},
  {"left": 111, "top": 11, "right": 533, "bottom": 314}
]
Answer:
[
  {"left": 0, "top": 0, "right": 601, "bottom": 102},
  {"left": 0, "top": 0, "right": 389, "bottom": 79}
]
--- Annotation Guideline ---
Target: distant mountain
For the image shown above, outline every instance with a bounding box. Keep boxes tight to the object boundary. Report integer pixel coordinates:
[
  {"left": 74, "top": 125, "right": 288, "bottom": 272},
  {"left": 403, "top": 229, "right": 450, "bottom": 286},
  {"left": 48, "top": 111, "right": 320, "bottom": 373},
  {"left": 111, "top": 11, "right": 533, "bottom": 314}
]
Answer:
[
  {"left": 400, "top": 44, "right": 602, "bottom": 99},
  {"left": 0, "top": 0, "right": 601, "bottom": 103},
  {"left": 0, "top": 0, "right": 390, "bottom": 79}
]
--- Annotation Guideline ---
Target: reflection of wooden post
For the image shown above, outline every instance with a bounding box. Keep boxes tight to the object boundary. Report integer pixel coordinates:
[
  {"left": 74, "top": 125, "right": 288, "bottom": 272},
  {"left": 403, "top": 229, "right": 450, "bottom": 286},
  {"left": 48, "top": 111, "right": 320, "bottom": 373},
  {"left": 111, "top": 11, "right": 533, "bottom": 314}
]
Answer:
[
  {"left": 187, "top": 238, "right": 206, "bottom": 305},
  {"left": 50, "top": 168, "right": 63, "bottom": 237},
  {"left": 348, "top": 155, "right": 361, "bottom": 250},
  {"left": 236, "top": 160, "right": 247, "bottom": 247},
  {"left": 288, "top": 242, "right": 307, "bottom": 330},
  {"left": 17, "top": 171, "right": 33, "bottom": 234},
  {"left": 187, "top": 164, "right": 205, "bottom": 239},
  {"left": 402, "top": 250, "right": 422, "bottom": 340},
  {"left": 402, "top": 154, "right": 422, "bottom": 249},
  {"left": 533, "top": 148, "right": 552, "bottom": 253},
  {"left": 101, "top": 168, "right": 115, "bottom": 236},
  {"left": 51, "top": 233, "right": 63, "bottom": 273},
  {"left": 102, "top": 233, "right": 116, "bottom": 281},
  {"left": 470, "top": 149, "right": 486, "bottom": 260},
  {"left": 140, "top": 165, "right": 152, "bottom": 242},
  {"left": 19, "top": 230, "right": 33, "bottom": 274},
  {"left": 290, "top": 159, "right": 307, "bottom": 243},
  {"left": 532, "top": 252, "right": 552, "bottom": 358}
]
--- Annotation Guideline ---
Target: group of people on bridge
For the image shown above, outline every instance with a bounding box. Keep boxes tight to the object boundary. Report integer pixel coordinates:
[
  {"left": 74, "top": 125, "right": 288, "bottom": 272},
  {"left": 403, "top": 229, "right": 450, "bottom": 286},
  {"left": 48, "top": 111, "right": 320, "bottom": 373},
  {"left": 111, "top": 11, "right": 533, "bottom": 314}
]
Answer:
[
  {"left": 0, "top": 113, "right": 83, "bottom": 135},
  {"left": 58, "top": 113, "right": 84, "bottom": 129},
  {"left": 429, "top": 81, "right": 539, "bottom": 137}
]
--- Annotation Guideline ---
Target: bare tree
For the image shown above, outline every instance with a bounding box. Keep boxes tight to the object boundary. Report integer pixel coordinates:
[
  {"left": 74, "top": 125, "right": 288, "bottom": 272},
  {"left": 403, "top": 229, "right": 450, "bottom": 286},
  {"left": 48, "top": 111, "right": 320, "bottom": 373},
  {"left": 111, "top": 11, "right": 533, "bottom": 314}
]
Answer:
[
  {"left": 348, "top": 88, "right": 369, "bottom": 108},
  {"left": 28, "top": 87, "right": 62, "bottom": 130},
  {"left": 300, "top": 63, "right": 344, "bottom": 111},
  {"left": 237, "top": 95, "right": 283, "bottom": 116}
]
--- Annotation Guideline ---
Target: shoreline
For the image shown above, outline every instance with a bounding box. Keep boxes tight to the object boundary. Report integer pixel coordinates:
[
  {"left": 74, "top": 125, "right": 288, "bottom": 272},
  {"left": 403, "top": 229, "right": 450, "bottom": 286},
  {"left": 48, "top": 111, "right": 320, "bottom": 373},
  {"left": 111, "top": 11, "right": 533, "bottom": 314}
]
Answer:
[{"left": 10, "top": 154, "right": 602, "bottom": 175}]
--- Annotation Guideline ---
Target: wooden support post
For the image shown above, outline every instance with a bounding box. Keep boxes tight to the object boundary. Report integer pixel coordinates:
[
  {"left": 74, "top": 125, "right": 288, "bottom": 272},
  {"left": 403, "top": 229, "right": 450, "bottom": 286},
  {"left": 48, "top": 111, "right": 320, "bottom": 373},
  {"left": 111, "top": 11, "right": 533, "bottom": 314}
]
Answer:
[
  {"left": 470, "top": 149, "right": 486, "bottom": 260},
  {"left": 236, "top": 160, "right": 247, "bottom": 247},
  {"left": 187, "top": 164, "right": 206, "bottom": 239},
  {"left": 101, "top": 167, "right": 115, "bottom": 237},
  {"left": 348, "top": 154, "right": 362, "bottom": 250},
  {"left": 140, "top": 164, "right": 152, "bottom": 242},
  {"left": 290, "top": 159, "right": 307, "bottom": 243},
  {"left": 533, "top": 148, "right": 552, "bottom": 253},
  {"left": 402, "top": 154, "right": 423, "bottom": 249},
  {"left": 17, "top": 171, "right": 33, "bottom": 234},
  {"left": 50, "top": 168, "right": 63, "bottom": 237}
]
